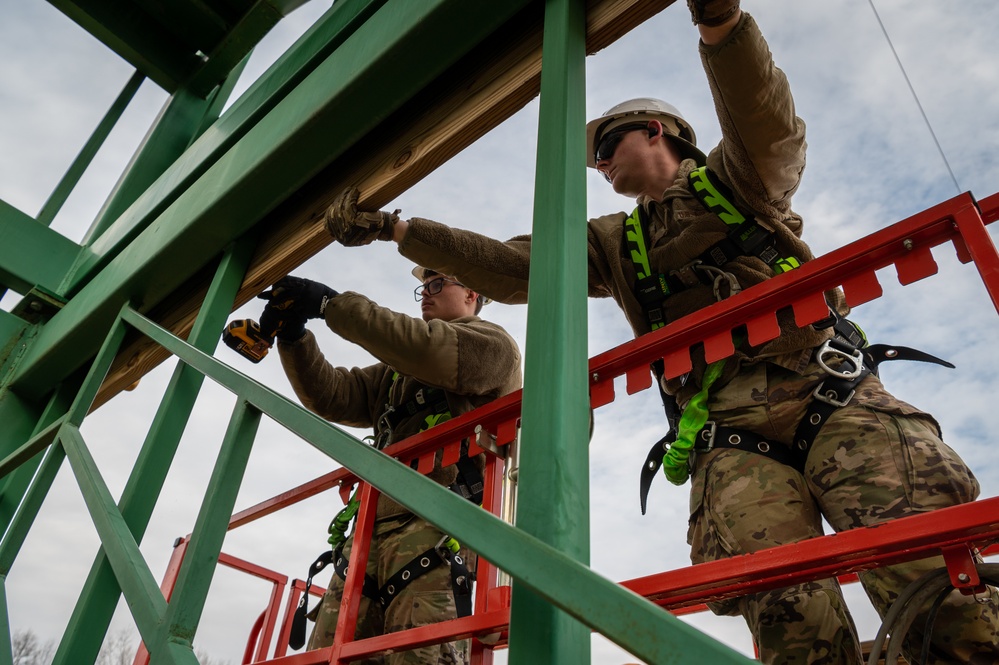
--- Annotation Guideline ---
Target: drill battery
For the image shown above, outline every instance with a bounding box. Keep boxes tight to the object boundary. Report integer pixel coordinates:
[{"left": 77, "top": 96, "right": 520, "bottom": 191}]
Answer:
[{"left": 222, "top": 319, "right": 273, "bottom": 363}]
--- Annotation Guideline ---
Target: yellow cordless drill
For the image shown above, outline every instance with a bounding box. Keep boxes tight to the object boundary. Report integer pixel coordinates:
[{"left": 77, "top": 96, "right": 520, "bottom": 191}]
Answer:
[{"left": 222, "top": 319, "right": 273, "bottom": 363}]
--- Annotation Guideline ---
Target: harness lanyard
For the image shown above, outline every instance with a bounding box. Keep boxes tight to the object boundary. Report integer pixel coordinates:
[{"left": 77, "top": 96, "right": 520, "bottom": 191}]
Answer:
[
  {"left": 662, "top": 360, "right": 725, "bottom": 485},
  {"left": 327, "top": 486, "right": 361, "bottom": 549},
  {"left": 626, "top": 167, "right": 801, "bottom": 487}
]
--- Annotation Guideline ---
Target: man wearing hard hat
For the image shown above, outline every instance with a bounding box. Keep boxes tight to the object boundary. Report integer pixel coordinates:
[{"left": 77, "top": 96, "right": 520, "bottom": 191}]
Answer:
[{"left": 323, "top": 1, "right": 998, "bottom": 663}]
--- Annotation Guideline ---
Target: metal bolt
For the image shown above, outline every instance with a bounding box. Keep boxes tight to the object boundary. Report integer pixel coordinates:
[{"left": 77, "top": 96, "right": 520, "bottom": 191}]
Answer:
[
  {"left": 592, "top": 372, "right": 599, "bottom": 382},
  {"left": 29, "top": 301, "right": 43, "bottom": 312},
  {"left": 903, "top": 238, "right": 914, "bottom": 250},
  {"left": 958, "top": 573, "right": 971, "bottom": 583}
]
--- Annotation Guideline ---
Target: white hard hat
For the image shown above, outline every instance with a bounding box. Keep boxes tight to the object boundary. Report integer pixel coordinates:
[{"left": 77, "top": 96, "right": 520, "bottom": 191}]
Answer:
[
  {"left": 585, "top": 98, "right": 705, "bottom": 168},
  {"left": 411, "top": 266, "right": 491, "bottom": 306}
]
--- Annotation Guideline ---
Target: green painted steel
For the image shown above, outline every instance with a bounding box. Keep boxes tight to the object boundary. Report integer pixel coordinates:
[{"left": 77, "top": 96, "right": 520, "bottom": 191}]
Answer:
[
  {"left": 0, "top": 5, "right": 762, "bottom": 662},
  {"left": 36, "top": 72, "right": 145, "bottom": 229},
  {"left": 0, "top": 382, "right": 75, "bottom": 545},
  {"left": 122, "top": 307, "right": 754, "bottom": 664},
  {"left": 9, "top": 0, "right": 531, "bottom": 401},
  {"left": 45, "top": 0, "right": 305, "bottom": 96},
  {"left": 60, "top": 424, "right": 168, "bottom": 648},
  {"left": 155, "top": 401, "right": 260, "bottom": 653},
  {"left": 81, "top": 58, "right": 251, "bottom": 249},
  {"left": 0, "top": 584, "right": 9, "bottom": 665},
  {"left": 52, "top": 240, "right": 255, "bottom": 665},
  {"left": 0, "top": 199, "right": 79, "bottom": 295},
  {"left": 509, "top": 0, "right": 592, "bottom": 662},
  {"left": 75, "top": 0, "right": 389, "bottom": 272},
  {"left": 0, "top": 443, "right": 66, "bottom": 576}
]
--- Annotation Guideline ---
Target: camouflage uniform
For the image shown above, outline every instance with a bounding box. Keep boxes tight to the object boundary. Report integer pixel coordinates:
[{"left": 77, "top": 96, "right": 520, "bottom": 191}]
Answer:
[
  {"left": 688, "top": 358, "right": 999, "bottom": 664},
  {"left": 394, "top": 12, "right": 999, "bottom": 664},
  {"left": 307, "top": 514, "right": 473, "bottom": 664},
  {"left": 278, "top": 291, "right": 521, "bottom": 662}
]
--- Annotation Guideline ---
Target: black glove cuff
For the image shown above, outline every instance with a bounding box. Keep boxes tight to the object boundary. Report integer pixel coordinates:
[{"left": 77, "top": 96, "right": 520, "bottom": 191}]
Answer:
[{"left": 275, "top": 319, "right": 307, "bottom": 343}]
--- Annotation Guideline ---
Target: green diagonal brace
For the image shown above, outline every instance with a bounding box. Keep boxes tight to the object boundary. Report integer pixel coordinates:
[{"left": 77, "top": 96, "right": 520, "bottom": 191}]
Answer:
[
  {"left": 11, "top": 0, "right": 532, "bottom": 401},
  {"left": 120, "top": 308, "right": 753, "bottom": 664},
  {"left": 59, "top": 425, "right": 168, "bottom": 649},
  {"left": 52, "top": 239, "right": 256, "bottom": 665},
  {"left": 154, "top": 402, "right": 260, "bottom": 653}
]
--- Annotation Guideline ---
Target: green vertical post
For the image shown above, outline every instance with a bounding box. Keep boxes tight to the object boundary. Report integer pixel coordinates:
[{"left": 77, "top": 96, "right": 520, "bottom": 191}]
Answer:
[
  {"left": 508, "top": 0, "right": 590, "bottom": 662},
  {"left": 152, "top": 400, "right": 260, "bottom": 656}
]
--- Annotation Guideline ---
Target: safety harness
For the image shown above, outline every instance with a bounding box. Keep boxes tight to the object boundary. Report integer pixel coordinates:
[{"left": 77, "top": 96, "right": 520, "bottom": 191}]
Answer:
[
  {"left": 289, "top": 376, "right": 480, "bottom": 648},
  {"left": 631, "top": 167, "right": 954, "bottom": 513}
]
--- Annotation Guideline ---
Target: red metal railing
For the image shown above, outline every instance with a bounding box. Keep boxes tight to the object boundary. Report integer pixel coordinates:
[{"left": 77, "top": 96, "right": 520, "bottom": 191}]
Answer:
[{"left": 151, "top": 191, "right": 999, "bottom": 663}]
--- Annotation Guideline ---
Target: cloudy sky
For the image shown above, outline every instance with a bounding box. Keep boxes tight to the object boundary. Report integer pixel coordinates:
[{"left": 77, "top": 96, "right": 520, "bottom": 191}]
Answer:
[{"left": 3, "top": 1, "right": 999, "bottom": 663}]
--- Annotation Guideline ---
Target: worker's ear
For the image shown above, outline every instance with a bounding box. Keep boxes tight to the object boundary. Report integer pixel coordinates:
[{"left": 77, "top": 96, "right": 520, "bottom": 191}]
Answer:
[{"left": 647, "top": 120, "right": 662, "bottom": 139}]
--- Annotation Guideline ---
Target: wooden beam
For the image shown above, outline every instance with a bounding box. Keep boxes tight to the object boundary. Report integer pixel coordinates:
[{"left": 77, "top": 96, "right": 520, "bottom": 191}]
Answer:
[{"left": 93, "top": 0, "right": 676, "bottom": 409}]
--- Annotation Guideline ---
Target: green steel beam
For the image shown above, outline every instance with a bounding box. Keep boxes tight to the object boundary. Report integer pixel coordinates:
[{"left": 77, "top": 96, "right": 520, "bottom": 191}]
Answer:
[
  {"left": 36, "top": 72, "right": 145, "bottom": 229},
  {"left": 81, "top": 57, "right": 249, "bottom": 249},
  {"left": 0, "top": 389, "right": 44, "bottom": 524},
  {"left": 0, "top": 382, "right": 75, "bottom": 540},
  {"left": 0, "top": 312, "right": 26, "bottom": 352},
  {"left": 59, "top": 425, "right": 168, "bottom": 648},
  {"left": 121, "top": 308, "right": 753, "bottom": 664},
  {"left": 0, "top": 200, "right": 79, "bottom": 296},
  {"left": 75, "top": 0, "right": 388, "bottom": 268},
  {"left": 10, "top": 0, "right": 530, "bottom": 401},
  {"left": 52, "top": 239, "right": 255, "bottom": 665},
  {"left": 509, "top": 0, "right": 591, "bottom": 661},
  {"left": 48, "top": 0, "right": 309, "bottom": 96},
  {"left": 0, "top": 443, "right": 67, "bottom": 576},
  {"left": 0, "top": 580, "right": 10, "bottom": 665},
  {"left": 154, "top": 401, "right": 259, "bottom": 652},
  {"left": 45, "top": 0, "right": 203, "bottom": 92},
  {"left": 184, "top": 1, "right": 284, "bottom": 97}
]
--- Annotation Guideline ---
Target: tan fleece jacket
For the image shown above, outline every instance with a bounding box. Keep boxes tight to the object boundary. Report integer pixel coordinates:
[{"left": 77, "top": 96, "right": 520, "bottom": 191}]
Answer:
[
  {"left": 278, "top": 291, "right": 522, "bottom": 519},
  {"left": 399, "top": 13, "right": 844, "bottom": 406}
]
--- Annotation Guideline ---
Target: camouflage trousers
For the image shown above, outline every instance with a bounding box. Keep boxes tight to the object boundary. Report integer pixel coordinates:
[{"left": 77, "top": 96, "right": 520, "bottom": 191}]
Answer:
[
  {"left": 687, "top": 358, "right": 999, "bottom": 665},
  {"left": 308, "top": 513, "right": 472, "bottom": 664}
]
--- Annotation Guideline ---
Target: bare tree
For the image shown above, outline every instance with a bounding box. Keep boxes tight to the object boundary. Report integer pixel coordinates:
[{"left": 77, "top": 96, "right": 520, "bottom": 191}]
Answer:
[
  {"left": 13, "top": 629, "right": 55, "bottom": 665},
  {"left": 96, "top": 630, "right": 136, "bottom": 665}
]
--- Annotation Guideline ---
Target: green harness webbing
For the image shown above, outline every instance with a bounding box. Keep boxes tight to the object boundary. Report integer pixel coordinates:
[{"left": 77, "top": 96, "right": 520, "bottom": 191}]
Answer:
[
  {"left": 687, "top": 166, "right": 802, "bottom": 275},
  {"left": 625, "top": 166, "right": 802, "bottom": 490}
]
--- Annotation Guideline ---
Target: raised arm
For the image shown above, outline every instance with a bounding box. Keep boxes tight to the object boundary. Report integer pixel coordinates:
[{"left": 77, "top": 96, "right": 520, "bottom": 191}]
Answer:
[
  {"left": 695, "top": 4, "right": 807, "bottom": 216},
  {"left": 328, "top": 291, "right": 521, "bottom": 397}
]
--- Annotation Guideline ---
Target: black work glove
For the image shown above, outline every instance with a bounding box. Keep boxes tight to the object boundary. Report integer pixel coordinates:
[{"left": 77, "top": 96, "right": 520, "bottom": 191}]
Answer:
[
  {"left": 324, "top": 186, "right": 401, "bottom": 247},
  {"left": 257, "top": 276, "right": 338, "bottom": 342},
  {"left": 686, "top": 0, "right": 739, "bottom": 26}
]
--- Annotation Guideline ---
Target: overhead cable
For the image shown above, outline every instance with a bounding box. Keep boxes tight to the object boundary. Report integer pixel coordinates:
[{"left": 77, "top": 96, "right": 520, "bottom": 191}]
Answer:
[{"left": 867, "top": 0, "right": 962, "bottom": 194}]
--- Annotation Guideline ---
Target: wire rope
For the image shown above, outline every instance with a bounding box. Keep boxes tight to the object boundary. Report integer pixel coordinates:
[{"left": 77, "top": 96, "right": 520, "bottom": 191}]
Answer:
[{"left": 867, "top": 0, "right": 962, "bottom": 194}]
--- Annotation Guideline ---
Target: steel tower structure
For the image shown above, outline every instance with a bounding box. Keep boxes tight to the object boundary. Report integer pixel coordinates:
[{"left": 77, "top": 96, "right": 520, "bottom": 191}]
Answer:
[{"left": 2, "top": 2, "right": 998, "bottom": 664}]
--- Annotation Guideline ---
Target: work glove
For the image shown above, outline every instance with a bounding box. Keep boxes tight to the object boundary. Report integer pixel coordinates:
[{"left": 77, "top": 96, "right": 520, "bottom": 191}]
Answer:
[
  {"left": 257, "top": 276, "right": 338, "bottom": 342},
  {"left": 324, "top": 186, "right": 401, "bottom": 247},
  {"left": 686, "top": 0, "right": 739, "bottom": 26}
]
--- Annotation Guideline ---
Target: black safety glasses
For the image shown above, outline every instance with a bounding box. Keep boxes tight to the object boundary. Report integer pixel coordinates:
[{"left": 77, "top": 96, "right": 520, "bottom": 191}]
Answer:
[
  {"left": 414, "top": 276, "right": 463, "bottom": 301},
  {"left": 594, "top": 122, "right": 651, "bottom": 163}
]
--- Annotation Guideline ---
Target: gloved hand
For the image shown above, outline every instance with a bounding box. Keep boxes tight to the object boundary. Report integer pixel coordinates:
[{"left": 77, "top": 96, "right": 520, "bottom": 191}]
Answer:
[
  {"left": 257, "top": 276, "right": 338, "bottom": 341},
  {"left": 324, "top": 186, "right": 401, "bottom": 247},
  {"left": 686, "top": 0, "right": 740, "bottom": 26}
]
